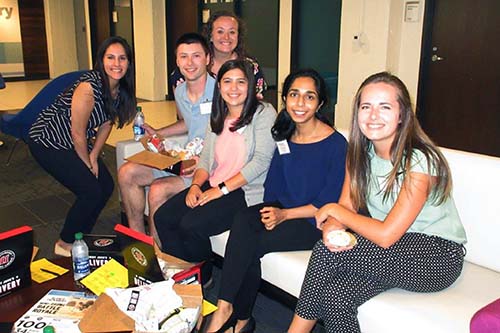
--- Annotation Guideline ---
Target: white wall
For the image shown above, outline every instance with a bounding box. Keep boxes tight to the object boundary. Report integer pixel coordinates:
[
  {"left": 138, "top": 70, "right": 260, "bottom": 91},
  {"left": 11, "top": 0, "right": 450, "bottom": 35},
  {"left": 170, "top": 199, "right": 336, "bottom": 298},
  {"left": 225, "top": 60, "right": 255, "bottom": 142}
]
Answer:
[
  {"left": 277, "top": 0, "right": 292, "bottom": 109},
  {"left": 44, "top": 0, "right": 79, "bottom": 78},
  {"left": 395, "top": 0, "right": 425, "bottom": 101},
  {"left": 73, "top": 0, "right": 91, "bottom": 70},
  {"left": 335, "top": 0, "right": 425, "bottom": 129},
  {"left": 133, "top": 0, "right": 167, "bottom": 101}
]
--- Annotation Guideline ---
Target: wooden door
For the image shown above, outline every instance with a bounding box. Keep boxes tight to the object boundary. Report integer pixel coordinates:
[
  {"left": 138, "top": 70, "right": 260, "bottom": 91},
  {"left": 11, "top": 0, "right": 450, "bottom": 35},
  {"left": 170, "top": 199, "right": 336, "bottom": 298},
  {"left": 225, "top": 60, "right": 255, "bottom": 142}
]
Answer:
[
  {"left": 417, "top": 0, "right": 500, "bottom": 157},
  {"left": 18, "top": 0, "right": 49, "bottom": 79},
  {"left": 88, "top": 0, "right": 113, "bottom": 64}
]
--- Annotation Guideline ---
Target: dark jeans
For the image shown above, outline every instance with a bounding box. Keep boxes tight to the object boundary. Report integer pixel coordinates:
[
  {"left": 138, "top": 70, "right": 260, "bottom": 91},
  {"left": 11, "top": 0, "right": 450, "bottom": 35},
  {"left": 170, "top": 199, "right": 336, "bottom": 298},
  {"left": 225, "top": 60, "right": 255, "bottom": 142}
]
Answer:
[
  {"left": 154, "top": 182, "right": 247, "bottom": 281},
  {"left": 28, "top": 140, "right": 114, "bottom": 243},
  {"left": 219, "top": 202, "right": 322, "bottom": 319}
]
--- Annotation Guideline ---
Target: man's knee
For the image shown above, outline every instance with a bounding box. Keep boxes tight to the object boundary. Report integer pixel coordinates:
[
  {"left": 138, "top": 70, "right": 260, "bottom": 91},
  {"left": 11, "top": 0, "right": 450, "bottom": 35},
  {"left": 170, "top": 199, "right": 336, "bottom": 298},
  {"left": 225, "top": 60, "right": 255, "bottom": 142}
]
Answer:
[
  {"left": 148, "top": 178, "right": 185, "bottom": 206},
  {"left": 118, "top": 162, "right": 135, "bottom": 185},
  {"left": 118, "top": 162, "right": 151, "bottom": 187},
  {"left": 148, "top": 183, "right": 168, "bottom": 207}
]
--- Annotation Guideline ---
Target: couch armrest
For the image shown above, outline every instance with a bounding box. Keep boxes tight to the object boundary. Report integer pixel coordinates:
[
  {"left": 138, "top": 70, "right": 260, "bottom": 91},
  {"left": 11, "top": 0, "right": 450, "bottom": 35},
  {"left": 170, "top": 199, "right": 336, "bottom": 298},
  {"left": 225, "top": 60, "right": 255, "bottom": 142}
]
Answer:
[{"left": 116, "top": 139, "right": 145, "bottom": 171}]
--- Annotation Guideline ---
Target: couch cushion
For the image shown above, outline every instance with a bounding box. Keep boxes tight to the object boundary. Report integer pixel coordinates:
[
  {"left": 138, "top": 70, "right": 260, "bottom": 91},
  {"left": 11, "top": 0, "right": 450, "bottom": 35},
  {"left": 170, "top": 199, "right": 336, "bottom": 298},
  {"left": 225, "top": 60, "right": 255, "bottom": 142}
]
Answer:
[
  {"left": 211, "top": 231, "right": 500, "bottom": 332},
  {"left": 210, "top": 231, "right": 312, "bottom": 298},
  {"left": 358, "top": 262, "right": 500, "bottom": 333}
]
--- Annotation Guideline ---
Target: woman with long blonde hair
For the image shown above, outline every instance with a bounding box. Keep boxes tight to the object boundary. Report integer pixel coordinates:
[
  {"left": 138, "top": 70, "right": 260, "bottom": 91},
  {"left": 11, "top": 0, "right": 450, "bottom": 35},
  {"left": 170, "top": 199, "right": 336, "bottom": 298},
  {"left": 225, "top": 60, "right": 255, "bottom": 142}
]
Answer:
[{"left": 287, "top": 72, "right": 467, "bottom": 333}]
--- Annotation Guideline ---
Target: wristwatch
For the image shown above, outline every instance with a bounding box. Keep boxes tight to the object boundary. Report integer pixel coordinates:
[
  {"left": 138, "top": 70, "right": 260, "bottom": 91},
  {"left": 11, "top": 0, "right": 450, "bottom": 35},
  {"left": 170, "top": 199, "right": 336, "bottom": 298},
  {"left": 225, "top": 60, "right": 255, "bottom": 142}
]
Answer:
[{"left": 218, "top": 182, "right": 229, "bottom": 195}]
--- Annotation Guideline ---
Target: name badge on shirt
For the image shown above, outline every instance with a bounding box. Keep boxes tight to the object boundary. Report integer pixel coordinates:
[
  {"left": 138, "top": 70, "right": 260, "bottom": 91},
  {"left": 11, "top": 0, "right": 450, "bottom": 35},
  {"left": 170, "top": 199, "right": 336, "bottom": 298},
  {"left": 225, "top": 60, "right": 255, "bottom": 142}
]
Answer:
[
  {"left": 236, "top": 125, "right": 247, "bottom": 134},
  {"left": 276, "top": 140, "right": 290, "bottom": 155},
  {"left": 200, "top": 101, "right": 212, "bottom": 115}
]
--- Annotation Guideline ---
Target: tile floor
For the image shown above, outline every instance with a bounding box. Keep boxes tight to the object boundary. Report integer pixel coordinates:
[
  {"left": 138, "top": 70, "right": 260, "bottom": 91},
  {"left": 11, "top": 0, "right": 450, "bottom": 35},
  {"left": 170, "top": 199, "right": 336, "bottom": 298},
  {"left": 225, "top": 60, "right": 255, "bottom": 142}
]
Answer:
[{"left": 0, "top": 80, "right": 325, "bottom": 333}]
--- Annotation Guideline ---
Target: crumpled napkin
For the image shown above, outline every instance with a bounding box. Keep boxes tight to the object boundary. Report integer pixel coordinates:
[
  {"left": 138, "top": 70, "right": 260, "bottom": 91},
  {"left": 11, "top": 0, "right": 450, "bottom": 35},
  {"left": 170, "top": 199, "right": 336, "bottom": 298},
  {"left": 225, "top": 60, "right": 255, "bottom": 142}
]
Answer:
[{"left": 105, "top": 279, "right": 183, "bottom": 332}]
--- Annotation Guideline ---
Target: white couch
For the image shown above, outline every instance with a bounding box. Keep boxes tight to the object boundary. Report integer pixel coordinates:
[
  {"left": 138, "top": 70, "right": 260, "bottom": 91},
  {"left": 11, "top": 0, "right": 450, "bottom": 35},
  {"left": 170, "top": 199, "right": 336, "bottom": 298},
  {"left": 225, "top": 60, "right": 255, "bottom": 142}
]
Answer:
[{"left": 116, "top": 134, "right": 500, "bottom": 333}]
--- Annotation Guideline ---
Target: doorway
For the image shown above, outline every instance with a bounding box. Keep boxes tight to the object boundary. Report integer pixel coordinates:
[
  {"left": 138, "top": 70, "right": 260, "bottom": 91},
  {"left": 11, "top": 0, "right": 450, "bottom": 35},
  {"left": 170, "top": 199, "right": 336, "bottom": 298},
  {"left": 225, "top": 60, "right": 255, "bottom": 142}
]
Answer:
[
  {"left": 165, "top": 0, "right": 200, "bottom": 99},
  {"left": 196, "top": 0, "right": 279, "bottom": 107},
  {"left": 291, "top": 0, "right": 342, "bottom": 125},
  {"left": 417, "top": 0, "right": 500, "bottom": 157},
  {"left": 88, "top": 0, "right": 133, "bottom": 66}
]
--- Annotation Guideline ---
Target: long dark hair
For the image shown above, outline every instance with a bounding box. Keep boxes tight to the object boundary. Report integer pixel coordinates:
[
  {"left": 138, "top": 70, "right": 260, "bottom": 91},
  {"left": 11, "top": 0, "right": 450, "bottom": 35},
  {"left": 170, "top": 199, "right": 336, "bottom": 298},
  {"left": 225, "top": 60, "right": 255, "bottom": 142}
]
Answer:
[
  {"left": 94, "top": 36, "right": 136, "bottom": 128},
  {"left": 348, "top": 72, "right": 452, "bottom": 211},
  {"left": 210, "top": 59, "right": 259, "bottom": 134},
  {"left": 205, "top": 11, "right": 247, "bottom": 58},
  {"left": 271, "top": 69, "right": 330, "bottom": 141}
]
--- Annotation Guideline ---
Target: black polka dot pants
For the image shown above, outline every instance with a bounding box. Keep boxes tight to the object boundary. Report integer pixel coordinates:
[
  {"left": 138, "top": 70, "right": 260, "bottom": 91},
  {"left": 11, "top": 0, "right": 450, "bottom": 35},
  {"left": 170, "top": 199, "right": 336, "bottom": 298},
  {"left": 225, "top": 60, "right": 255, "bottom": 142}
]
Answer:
[{"left": 295, "top": 232, "right": 465, "bottom": 333}]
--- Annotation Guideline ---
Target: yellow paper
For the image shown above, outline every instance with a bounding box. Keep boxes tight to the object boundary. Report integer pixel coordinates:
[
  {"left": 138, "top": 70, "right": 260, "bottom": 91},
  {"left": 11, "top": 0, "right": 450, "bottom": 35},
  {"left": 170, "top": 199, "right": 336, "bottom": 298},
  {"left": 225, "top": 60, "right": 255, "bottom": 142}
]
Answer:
[
  {"left": 202, "top": 299, "right": 218, "bottom": 317},
  {"left": 30, "top": 258, "right": 69, "bottom": 283},
  {"left": 80, "top": 259, "right": 129, "bottom": 295}
]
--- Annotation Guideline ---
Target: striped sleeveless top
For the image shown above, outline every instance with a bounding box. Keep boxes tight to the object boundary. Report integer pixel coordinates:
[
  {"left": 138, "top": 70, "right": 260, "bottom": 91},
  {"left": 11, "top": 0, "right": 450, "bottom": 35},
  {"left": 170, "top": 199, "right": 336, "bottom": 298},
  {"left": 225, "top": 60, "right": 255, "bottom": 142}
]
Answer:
[{"left": 29, "top": 71, "right": 110, "bottom": 151}]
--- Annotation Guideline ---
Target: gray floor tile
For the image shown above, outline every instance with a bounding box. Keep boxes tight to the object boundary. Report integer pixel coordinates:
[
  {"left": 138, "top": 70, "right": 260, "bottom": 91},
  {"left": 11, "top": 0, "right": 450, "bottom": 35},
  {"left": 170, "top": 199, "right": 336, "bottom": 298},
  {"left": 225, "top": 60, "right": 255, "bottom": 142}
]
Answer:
[
  {"left": 0, "top": 203, "right": 45, "bottom": 231},
  {"left": 32, "top": 223, "right": 61, "bottom": 260},
  {"left": 21, "top": 195, "right": 71, "bottom": 224},
  {"left": 58, "top": 192, "right": 76, "bottom": 205},
  {"left": 92, "top": 210, "right": 121, "bottom": 235}
]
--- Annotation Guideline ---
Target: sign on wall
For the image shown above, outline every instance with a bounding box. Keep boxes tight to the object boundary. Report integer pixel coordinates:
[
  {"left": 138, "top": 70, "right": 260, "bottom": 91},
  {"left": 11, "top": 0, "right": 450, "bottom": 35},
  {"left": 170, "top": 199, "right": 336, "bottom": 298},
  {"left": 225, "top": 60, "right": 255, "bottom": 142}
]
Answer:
[{"left": 0, "top": 0, "right": 24, "bottom": 77}]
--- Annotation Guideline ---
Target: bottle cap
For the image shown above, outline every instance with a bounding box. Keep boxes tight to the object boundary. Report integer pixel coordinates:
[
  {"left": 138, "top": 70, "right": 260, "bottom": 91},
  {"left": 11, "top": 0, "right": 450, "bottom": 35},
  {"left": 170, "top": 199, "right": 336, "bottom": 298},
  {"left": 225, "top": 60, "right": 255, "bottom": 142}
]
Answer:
[
  {"left": 137, "top": 105, "right": 142, "bottom": 112},
  {"left": 43, "top": 326, "right": 55, "bottom": 333},
  {"left": 74, "top": 232, "right": 83, "bottom": 240}
]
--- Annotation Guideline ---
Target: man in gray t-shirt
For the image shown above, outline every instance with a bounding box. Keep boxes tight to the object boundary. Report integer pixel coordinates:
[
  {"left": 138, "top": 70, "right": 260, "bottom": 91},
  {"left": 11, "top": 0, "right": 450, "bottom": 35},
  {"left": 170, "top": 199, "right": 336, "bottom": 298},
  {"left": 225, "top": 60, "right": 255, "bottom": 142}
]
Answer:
[{"left": 118, "top": 33, "right": 214, "bottom": 244}]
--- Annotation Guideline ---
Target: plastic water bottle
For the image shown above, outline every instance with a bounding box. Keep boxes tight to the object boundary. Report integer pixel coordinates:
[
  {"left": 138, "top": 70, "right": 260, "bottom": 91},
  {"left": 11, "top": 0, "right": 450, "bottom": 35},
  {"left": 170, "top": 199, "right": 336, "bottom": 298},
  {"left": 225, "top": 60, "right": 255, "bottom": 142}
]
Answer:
[
  {"left": 133, "top": 106, "right": 145, "bottom": 141},
  {"left": 72, "top": 232, "right": 90, "bottom": 281}
]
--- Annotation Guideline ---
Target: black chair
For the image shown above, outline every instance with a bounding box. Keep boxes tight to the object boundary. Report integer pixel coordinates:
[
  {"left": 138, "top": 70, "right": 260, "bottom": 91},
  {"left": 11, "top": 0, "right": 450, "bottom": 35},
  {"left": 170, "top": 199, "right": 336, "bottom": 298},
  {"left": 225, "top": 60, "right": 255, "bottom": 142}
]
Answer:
[{"left": 0, "top": 70, "right": 86, "bottom": 165}]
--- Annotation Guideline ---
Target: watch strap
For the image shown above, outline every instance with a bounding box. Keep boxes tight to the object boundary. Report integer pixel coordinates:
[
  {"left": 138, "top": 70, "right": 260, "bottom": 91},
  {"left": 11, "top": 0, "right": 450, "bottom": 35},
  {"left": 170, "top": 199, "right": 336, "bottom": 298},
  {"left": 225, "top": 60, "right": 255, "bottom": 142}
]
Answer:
[{"left": 218, "top": 182, "right": 229, "bottom": 195}]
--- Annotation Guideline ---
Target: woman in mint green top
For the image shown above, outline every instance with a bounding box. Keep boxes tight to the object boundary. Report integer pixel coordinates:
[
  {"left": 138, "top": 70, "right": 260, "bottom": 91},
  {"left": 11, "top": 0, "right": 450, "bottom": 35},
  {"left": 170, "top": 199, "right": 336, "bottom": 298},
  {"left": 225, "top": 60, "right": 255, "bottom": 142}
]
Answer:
[{"left": 288, "top": 72, "right": 466, "bottom": 333}]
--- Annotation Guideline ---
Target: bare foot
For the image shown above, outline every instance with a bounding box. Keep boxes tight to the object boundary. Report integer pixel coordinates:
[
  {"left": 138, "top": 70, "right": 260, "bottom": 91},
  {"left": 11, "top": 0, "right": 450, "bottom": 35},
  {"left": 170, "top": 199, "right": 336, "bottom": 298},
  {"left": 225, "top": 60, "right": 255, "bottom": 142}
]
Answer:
[{"left": 54, "top": 239, "right": 72, "bottom": 257}]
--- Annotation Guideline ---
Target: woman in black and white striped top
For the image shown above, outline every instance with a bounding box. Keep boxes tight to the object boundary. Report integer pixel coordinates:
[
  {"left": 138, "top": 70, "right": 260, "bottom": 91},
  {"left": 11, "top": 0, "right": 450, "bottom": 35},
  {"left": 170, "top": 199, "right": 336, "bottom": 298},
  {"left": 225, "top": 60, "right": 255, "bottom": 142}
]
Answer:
[{"left": 28, "top": 36, "right": 136, "bottom": 257}]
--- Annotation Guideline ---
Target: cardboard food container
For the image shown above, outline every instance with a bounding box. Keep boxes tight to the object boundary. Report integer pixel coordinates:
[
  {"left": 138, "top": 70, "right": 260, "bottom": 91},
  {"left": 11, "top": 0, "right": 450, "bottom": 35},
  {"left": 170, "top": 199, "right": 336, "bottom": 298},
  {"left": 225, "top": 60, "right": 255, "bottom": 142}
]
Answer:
[
  {"left": 0, "top": 226, "right": 33, "bottom": 297},
  {"left": 84, "top": 234, "right": 125, "bottom": 271},
  {"left": 125, "top": 137, "right": 196, "bottom": 174},
  {"left": 114, "top": 224, "right": 201, "bottom": 287},
  {"left": 78, "top": 283, "right": 202, "bottom": 333}
]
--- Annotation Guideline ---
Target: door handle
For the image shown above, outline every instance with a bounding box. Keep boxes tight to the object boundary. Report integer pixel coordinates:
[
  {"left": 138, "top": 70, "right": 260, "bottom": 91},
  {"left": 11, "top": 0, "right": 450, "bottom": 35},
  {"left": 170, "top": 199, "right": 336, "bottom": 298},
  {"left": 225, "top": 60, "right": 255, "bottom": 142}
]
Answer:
[{"left": 431, "top": 54, "right": 444, "bottom": 62}]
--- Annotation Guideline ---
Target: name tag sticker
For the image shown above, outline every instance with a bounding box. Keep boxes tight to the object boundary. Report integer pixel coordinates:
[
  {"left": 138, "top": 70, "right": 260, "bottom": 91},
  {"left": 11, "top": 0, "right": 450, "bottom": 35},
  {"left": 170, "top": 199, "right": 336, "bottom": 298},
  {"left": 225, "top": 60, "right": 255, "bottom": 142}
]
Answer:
[
  {"left": 200, "top": 102, "right": 212, "bottom": 115},
  {"left": 276, "top": 140, "right": 290, "bottom": 155}
]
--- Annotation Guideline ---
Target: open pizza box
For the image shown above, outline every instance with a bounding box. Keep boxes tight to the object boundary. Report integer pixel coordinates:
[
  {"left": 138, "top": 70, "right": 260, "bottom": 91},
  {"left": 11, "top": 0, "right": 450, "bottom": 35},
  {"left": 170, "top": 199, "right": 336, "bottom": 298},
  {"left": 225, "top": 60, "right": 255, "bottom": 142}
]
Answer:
[
  {"left": 125, "top": 136, "right": 196, "bottom": 174},
  {"left": 78, "top": 283, "right": 202, "bottom": 333},
  {"left": 79, "top": 225, "right": 203, "bottom": 332}
]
